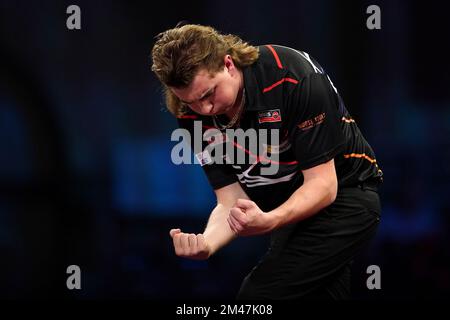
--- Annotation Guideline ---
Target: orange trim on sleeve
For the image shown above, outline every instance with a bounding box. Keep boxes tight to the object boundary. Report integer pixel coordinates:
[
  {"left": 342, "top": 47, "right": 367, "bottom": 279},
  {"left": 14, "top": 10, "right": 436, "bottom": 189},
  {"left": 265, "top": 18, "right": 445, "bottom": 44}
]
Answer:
[
  {"left": 343, "top": 153, "right": 383, "bottom": 176},
  {"left": 342, "top": 117, "right": 355, "bottom": 123},
  {"left": 344, "top": 153, "right": 376, "bottom": 163}
]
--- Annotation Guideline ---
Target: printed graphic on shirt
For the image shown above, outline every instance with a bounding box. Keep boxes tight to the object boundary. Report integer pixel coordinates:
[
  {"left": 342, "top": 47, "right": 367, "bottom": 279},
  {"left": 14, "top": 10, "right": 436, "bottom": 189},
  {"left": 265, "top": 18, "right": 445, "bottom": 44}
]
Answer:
[{"left": 232, "top": 163, "right": 297, "bottom": 188}]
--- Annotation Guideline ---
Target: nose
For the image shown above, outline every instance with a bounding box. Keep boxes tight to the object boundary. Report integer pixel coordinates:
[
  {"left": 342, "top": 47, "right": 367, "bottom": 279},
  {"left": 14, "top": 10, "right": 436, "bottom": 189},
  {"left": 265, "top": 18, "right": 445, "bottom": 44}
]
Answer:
[{"left": 200, "top": 101, "right": 214, "bottom": 114}]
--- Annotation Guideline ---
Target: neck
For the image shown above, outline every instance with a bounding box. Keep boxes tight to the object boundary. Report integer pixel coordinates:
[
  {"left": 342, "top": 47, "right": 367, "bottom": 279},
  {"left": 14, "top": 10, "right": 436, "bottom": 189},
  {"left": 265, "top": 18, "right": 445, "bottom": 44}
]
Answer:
[{"left": 225, "top": 71, "right": 245, "bottom": 120}]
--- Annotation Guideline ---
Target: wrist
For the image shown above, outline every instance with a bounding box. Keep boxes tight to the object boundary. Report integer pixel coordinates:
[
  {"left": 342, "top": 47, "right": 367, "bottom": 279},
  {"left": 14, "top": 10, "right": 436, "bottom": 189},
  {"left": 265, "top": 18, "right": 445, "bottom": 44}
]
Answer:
[
  {"left": 267, "top": 207, "right": 288, "bottom": 230},
  {"left": 203, "top": 232, "right": 234, "bottom": 256},
  {"left": 203, "top": 232, "right": 216, "bottom": 255}
]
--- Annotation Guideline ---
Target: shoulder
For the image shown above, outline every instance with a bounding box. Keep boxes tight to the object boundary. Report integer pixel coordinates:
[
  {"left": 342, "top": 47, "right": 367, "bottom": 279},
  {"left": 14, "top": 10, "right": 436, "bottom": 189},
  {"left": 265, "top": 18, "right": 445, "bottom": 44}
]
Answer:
[{"left": 256, "top": 44, "right": 324, "bottom": 79}]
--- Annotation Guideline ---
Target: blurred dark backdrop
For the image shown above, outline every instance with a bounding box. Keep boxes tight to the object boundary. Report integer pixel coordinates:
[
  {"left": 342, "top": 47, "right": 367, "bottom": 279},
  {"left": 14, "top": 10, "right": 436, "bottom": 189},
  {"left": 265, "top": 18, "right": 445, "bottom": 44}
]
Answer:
[{"left": 0, "top": 0, "right": 449, "bottom": 299}]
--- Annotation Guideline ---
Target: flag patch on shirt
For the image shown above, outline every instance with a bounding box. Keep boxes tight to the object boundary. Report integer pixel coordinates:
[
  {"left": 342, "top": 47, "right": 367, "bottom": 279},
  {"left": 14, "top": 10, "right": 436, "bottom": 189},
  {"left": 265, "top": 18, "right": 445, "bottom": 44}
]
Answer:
[
  {"left": 195, "top": 150, "right": 212, "bottom": 166},
  {"left": 258, "top": 109, "right": 282, "bottom": 123}
]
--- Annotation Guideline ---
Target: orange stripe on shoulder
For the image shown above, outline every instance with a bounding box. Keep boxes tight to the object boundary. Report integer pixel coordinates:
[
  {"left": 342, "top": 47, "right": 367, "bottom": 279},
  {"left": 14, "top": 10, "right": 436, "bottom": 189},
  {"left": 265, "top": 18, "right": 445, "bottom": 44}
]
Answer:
[
  {"left": 263, "top": 77, "right": 299, "bottom": 93},
  {"left": 265, "top": 45, "right": 283, "bottom": 69}
]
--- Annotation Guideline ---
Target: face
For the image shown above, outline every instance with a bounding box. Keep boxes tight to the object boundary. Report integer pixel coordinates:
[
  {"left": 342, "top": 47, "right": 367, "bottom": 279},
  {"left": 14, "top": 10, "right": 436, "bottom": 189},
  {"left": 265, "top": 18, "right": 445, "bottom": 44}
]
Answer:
[{"left": 170, "top": 55, "right": 243, "bottom": 116}]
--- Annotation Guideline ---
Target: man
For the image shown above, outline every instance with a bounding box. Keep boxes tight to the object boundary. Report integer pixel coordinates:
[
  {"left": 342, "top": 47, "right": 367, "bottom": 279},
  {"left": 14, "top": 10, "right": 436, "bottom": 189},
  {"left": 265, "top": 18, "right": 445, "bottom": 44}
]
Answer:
[{"left": 151, "top": 24, "right": 383, "bottom": 299}]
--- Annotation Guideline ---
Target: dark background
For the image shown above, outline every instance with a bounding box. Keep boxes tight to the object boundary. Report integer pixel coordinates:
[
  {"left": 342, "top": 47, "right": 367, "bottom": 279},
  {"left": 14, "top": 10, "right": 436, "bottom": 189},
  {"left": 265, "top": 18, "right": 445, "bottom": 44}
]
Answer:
[{"left": 1, "top": 0, "right": 449, "bottom": 299}]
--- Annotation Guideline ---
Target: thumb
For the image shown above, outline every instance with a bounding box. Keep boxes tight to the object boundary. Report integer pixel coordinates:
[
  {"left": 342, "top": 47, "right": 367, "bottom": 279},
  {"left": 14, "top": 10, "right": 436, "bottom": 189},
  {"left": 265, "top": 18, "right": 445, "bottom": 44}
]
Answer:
[{"left": 170, "top": 228, "right": 181, "bottom": 238}]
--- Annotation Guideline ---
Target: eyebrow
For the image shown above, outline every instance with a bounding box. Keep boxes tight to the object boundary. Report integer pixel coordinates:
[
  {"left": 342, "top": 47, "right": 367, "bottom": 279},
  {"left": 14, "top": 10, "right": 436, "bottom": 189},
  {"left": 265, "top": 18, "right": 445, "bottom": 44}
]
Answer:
[{"left": 180, "top": 87, "right": 213, "bottom": 105}]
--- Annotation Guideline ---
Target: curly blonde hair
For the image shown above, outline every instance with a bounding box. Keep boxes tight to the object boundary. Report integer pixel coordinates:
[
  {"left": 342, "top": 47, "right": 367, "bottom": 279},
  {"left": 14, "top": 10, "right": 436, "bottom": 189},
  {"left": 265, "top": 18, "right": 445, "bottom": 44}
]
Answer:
[{"left": 151, "top": 24, "right": 259, "bottom": 116}]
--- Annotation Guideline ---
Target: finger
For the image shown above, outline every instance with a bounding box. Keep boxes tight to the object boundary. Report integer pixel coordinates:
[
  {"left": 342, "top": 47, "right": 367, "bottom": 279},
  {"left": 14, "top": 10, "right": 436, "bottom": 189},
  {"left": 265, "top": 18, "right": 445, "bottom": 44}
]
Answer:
[
  {"left": 227, "top": 216, "right": 237, "bottom": 233},
  {"left": 180, "top": 233, "right": 189, "bottom": 253},
  {"left": 229, "top": 213, "right": 243, "bottom": 232},
  {"left": 173, "top": 233, "right": 182, "bottom": 255},
  {"left": 230, "top": 207, "right": 247, "bottom": 225},
  {"left": 231, "top": 212, "right": 244, "bottom": 231},
  {"left": 188, "top": 233, "right": 197, "bottom": 254},
  {"left": 236, "top": 198, "right": 254, "bottom": 210},
  {"left": 170, "top": 228, "right": 181, "bottom": 238}
]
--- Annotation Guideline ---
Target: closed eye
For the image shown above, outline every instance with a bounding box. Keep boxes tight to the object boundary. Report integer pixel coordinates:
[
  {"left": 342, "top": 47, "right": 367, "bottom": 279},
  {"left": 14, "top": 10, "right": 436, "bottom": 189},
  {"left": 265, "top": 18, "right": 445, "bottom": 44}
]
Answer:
[
  {"left": 201, "top": 88, "right": 215, "bottom": 101},
  {"left": 180, "top": 87, "right": 215, "bottom": 107}
]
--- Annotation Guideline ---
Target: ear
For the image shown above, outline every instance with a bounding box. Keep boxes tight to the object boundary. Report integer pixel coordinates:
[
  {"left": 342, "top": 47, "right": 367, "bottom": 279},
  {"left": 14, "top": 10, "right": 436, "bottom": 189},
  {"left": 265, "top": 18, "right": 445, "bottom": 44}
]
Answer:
[{"left": 224, "top": 55, "right": 235, "bottom": 71}]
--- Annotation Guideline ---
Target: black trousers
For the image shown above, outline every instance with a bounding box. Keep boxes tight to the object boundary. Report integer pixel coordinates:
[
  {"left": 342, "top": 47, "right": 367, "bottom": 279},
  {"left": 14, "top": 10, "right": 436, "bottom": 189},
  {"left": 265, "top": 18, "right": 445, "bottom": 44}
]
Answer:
[{"left": 236, "top": 183, "right": 381, "bottom": 300}]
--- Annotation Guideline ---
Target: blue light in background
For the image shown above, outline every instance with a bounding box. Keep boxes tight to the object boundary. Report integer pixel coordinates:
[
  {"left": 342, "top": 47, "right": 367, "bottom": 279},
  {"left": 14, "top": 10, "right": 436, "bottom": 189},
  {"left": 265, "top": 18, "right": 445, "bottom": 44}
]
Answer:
[
  {"left": 0, "top": 99, "right": 32, "bottom": 182},
  {"left": 112, "top": 138, "right": 215, "bottom": 216}
]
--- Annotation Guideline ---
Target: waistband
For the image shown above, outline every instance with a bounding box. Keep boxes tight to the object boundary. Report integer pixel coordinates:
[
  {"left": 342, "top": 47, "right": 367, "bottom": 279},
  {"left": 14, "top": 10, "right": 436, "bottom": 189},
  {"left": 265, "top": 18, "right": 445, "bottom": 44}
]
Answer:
[
  {"left": 356, "top": 178, "right": 380, "bottom": 192},
  {"left": 340, "top": 178, "right": 381, "bottom": 193}
]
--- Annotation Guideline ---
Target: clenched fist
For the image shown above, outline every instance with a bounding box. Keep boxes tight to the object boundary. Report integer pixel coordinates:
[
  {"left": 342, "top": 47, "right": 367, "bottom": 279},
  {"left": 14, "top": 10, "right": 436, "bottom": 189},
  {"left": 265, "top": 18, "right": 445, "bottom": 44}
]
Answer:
[
  {"left": 227, "top": 199, "right": 278, "bottom": 236},
  {"left": 169, "top": 229, "right": 212, "bottom": 260}
]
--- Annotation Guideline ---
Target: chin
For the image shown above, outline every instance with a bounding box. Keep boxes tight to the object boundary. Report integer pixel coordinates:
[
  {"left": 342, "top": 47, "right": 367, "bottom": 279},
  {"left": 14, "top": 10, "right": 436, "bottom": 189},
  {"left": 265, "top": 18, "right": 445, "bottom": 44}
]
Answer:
[{"left": 222, "top": 104, "right": 234, "bottom": 113}]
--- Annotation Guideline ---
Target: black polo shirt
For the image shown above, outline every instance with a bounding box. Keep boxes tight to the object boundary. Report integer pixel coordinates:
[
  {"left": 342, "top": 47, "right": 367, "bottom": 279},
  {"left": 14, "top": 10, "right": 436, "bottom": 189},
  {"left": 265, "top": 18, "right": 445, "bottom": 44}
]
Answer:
[{"left": 176, "top": 45, "right": 383, "bottom": 211}]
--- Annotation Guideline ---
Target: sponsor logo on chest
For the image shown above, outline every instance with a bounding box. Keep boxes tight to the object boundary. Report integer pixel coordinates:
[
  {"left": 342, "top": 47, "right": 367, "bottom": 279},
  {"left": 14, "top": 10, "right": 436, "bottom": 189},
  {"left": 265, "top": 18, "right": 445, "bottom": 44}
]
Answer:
[{"left": 258, "top": 109, "right": 282, "bottom": 124}]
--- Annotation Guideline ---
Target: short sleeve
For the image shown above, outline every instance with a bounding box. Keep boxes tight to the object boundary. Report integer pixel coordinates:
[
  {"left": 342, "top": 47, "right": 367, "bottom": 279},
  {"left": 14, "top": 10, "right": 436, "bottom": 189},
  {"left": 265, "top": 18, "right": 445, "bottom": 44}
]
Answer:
[
  {"left": 176, "top": 116, "right": 238, "bottom": 190},
  {"left": 287, "top": 73, "right": 346, "bottom": 170}
]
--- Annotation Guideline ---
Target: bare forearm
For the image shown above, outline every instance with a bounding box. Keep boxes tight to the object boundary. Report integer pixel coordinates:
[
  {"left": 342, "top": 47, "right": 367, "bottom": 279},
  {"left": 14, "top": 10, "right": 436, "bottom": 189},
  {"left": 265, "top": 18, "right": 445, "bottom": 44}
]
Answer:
[
  {"left": 203, "top": 203, "right": 237, "bottom": 255},
  {"left": 269, "top": 178, "right": 337, "bottom": 228}
]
